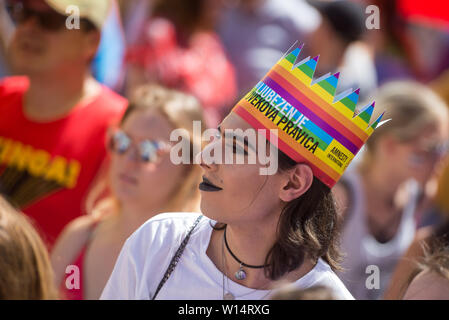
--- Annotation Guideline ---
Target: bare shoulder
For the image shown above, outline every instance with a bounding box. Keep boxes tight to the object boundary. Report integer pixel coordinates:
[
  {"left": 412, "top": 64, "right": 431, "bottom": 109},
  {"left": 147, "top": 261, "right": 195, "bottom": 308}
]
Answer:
[
  {"left": 403, "top": 270, "right": 449, "bottom": 299},
  {"left": 51, "top": 215, "right": 99, "bottom": 282},
  {"left": 52, "top": 215, "right": 98, "bottom": 254}
]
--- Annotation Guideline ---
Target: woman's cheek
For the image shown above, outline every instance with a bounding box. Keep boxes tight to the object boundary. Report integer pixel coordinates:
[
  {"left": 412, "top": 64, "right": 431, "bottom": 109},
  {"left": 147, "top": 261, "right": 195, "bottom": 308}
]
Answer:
[{"left": 108, "top": 158, "right": 121, "bottom": 191}]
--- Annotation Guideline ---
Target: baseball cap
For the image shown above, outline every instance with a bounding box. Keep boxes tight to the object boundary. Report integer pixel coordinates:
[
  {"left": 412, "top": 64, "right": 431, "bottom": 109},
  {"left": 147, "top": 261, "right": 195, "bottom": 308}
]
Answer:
[
  {"left": 307, "top": 0, "right": 366, "bottom": 43},
  {"left": 44, "top": 0, "right": 111, "bottom": 30}
]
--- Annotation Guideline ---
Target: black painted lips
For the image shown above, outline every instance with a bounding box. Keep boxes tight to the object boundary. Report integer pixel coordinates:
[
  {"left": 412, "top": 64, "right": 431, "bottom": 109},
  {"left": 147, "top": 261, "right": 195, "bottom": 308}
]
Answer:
[{"left": 199, "top": 176, "right": 223, "bottom": 192}]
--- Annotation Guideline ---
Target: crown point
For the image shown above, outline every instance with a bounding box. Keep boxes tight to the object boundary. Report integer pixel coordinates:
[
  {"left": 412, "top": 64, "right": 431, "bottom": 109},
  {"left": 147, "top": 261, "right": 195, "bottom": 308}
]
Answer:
[
  {"left": 291, "top": 47, "right": 301, "bottom": 57},
  {"left": 355, "top": 88, "right": 360, "bottom": 94},
  {"left": 313, "top": 55, "right": 320, "bottom": 61},
  {"left": 334, "top": 72, "right": 340, "bottom": 79},
  {"left": 370, "top": 110, "right": 386, "bottom": 130}
]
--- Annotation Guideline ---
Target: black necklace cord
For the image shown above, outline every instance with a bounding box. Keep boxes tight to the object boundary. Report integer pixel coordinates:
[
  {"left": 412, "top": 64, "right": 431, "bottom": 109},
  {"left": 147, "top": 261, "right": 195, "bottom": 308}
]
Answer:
[{"left": 223, "top": 226, "right": 269, "bottom": 269}]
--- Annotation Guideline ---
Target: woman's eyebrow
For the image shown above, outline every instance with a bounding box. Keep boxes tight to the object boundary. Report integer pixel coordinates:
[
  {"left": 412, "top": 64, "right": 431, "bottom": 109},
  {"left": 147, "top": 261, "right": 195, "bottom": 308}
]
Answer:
[
  {"left": 218, "top": 125, "right": 255, "bottom": 151},
  {"left": 234, "top": 136, "right": 254, "bottom": 152}
]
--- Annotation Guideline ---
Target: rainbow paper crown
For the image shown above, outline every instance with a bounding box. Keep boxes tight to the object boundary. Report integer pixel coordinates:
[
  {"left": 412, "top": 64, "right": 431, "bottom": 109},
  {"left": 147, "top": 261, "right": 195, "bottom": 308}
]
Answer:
[{"left": 231, "top": 43, "right": 384, "bottom": 188}]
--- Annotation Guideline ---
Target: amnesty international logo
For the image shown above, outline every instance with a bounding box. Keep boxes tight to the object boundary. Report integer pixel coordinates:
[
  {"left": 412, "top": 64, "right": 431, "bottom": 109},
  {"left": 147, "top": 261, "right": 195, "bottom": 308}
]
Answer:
[{"left": 0, "top": 136, "right": 81, "bottom": 208}]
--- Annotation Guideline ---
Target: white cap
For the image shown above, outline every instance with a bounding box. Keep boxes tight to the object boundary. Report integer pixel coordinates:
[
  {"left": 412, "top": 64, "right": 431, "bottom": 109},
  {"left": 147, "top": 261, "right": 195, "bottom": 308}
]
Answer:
[{"left": 44, "top": 0, "right": 111, "bottom": 30}]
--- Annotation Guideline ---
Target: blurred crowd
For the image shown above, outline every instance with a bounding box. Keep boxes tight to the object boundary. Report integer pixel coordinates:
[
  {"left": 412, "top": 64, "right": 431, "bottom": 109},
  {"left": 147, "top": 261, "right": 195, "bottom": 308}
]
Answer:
[{"left": 1, "top": 0, "right": 449, "bottom": 300}]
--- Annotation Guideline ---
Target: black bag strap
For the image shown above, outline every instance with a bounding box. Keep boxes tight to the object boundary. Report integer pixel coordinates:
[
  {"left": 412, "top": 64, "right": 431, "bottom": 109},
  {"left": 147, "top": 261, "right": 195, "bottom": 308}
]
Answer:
[{"left": 151, "top": 215, "right": 203, "bottom": 300}]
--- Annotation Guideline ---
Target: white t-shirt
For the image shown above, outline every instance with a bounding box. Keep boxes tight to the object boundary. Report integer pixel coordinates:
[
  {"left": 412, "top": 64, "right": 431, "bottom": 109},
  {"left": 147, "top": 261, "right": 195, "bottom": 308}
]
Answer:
[{"left": 100, "top": 212, "right": 354, "bottom": 300}]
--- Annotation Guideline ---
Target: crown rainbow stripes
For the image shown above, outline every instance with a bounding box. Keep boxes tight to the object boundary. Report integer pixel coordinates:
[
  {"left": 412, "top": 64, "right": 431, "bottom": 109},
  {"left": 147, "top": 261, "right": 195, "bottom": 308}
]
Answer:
[{"left": 231, "top": 43, "right": 384, "bottom": 188}]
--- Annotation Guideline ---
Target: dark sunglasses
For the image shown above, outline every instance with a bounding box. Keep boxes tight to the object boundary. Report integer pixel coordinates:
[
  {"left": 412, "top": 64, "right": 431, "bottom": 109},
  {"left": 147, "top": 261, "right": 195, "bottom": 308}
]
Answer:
[
  {"left": 109, "top": 130, "right": 171, "bottom": 163},
  {"left": 6, "top": 1, "right": 67, "bottom": 31}
]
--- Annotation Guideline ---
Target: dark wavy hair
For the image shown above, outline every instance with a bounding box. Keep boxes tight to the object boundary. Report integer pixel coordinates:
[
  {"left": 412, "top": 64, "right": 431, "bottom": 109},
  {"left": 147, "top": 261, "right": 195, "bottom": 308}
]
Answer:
[{"left": 214, "top": 150, "right": 341, "bottom": 280}]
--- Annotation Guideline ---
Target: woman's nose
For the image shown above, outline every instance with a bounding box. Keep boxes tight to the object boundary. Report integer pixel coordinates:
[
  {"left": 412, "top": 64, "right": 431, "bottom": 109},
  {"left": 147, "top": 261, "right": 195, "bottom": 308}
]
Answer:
[
  {"left": 198, "top": 141, "right": 220, "bottom": 171},
  {"left": 124, "top": 144, "right": 141, "bottom": 163}
]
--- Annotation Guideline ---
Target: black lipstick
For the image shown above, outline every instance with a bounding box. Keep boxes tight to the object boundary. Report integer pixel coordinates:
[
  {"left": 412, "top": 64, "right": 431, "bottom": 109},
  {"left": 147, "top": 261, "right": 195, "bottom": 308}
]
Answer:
[{"left": 199, "top": 176, "right": 223, "bottom": 192}]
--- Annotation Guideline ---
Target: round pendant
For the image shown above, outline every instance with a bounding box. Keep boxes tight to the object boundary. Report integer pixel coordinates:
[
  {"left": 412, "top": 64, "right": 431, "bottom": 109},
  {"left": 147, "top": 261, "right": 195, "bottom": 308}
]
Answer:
[
  {"left": 234, "top": 269, "right": 246, "bottom": 280},
  {"left": 223, "top": 292, "right": 235, "bottom": 300}
]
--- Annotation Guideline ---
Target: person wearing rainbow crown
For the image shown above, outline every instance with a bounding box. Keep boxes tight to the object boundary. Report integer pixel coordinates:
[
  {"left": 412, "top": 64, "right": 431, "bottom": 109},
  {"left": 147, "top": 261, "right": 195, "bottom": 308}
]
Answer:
[{"left": 100, "top": 43, "right": 386, "bottom": 300}]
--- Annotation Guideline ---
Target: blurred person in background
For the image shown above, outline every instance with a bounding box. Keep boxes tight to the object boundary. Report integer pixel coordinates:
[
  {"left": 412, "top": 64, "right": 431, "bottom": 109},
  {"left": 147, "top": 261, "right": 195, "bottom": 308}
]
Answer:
[
  {"left": 383, "top": 71, "right": 449, "bottom": 300},
  {"left": 304, "top": 0, "right": 377, "bottom": 100},
  {"left": 124, "top": 0, "right": 236, "bottom": 128},
  {"left": 216, "top": 0, "right": 321, "bottom": 99},
  {"left": 116, "top": 0, "right": 153, "bottom": 53},
  {"left": 402, "top": 245, "right": 449, "bottom": 299},
  {"left": 0, "top": 0, "right": 127, "bottom": 247},
  {"left": 51, "top": 84, "right": 205, "bottom": 300},
  {"left": 366, "top": 0, "right": 449, "bottom": 85},
  {"left": 384, "top": 209, "right": 449, "bottom": 299},
  {"left": 270, "top": 285, "right": 336, "bottom": 300},
  {"left": 333, "top": 81, "right": 449, "bottom": 300},
  {"left": 0, "top": 195, "right": 58, "bottom": 299},
  {"left": 418, "top": 71, "right": 449, "bottom": 228}
]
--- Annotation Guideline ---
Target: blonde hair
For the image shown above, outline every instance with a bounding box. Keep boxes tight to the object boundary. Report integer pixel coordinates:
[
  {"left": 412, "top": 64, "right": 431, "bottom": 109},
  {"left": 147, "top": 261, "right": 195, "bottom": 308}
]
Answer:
[
  {"left": 362, "top": 81, "right": 448, "bottom": 166},
  {"left": 87, "top": 84, "right": 206, "bottom": 216},
  {"left": 0, "top": 196, "right": 58, "bottom": 299},
  {"left": 398, "top": 243, "right": 449, "bottom": 299},
  {"left": 419, "top": 245, "right": 449, "bottom": 281},
  {"left": 271, "top": 285, "right": 336, "bottom": 300}
]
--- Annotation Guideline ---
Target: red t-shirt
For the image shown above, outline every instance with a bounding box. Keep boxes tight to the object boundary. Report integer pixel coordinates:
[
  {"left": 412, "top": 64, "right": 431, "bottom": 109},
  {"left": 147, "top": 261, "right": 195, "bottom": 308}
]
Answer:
[{"left": 0, "top": 76, "right": 127, "bottom": 247}]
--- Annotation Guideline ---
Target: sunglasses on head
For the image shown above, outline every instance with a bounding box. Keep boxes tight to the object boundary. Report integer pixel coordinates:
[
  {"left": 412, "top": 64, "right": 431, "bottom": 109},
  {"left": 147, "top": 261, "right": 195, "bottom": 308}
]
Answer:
[
  {"left": 108, "top": 130, "right": 171, "bottom": 163},
  {"left": 6, "top": 0, "right": 68, "bottom": 31}
]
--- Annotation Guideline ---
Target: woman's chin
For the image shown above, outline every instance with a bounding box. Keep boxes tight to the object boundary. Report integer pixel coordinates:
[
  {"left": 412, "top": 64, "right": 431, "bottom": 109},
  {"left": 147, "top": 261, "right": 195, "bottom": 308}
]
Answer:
[
  {"left": 200, "top": 201, "right": 219, "bottom": 221},
  {"left": 114, "top": 189, "right": 140, "bottom": 203}
]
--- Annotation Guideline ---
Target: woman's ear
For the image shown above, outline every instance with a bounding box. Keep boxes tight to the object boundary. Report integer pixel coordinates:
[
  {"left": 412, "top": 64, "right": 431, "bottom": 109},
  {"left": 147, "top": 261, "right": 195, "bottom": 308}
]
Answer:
[
  {"left": 279, "top": 164, "right": 314, "bottom": 202},
  {"left": 84, "top": 30, "right": 101, "bottom": 62}
]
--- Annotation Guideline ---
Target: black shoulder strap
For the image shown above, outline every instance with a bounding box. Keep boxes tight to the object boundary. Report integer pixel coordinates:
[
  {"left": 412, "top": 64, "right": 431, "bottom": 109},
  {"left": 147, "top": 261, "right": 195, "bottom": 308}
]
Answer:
[{"left": 151, "top": 215, "right": 203, "bottom": 300}]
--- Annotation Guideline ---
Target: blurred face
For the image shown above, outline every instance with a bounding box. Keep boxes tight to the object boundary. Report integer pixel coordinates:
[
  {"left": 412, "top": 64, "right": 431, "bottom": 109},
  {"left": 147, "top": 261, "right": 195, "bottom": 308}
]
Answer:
[
  {"left": 109, "top": 110, "right": 187, "bottom": 211},
  {"left": 198, "top": 113, "right": 285, "bottom": 225},
  {"left": 383, "top": 121, "right": 449, "bottom": 186},
  {"left": 305, "top": 17, "right": 345, "bottom": 74},
  {"left": 7, "top": 0, "right": 99, "bottom": 75}
]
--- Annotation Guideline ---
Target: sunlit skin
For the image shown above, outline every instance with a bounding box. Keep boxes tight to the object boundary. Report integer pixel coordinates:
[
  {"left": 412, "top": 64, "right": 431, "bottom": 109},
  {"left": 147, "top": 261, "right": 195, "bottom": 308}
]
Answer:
[
  {"left": 52, "top": 110, "right": 189, "bottom": 300},
  {"left": 371, "top": 122, "right": 449, "bottom": 189},
  {"left": 109, "top": 110, "right": 187, "bottom": 213},
  {"left": 201, "top": 112, "right": 316, "bottom": 290},
  {"left": 7, "top": 0, "right": 101, "bottom": 122},
  {"left": 8, "top": 0, "right": 98, "bottom": 75},
  {"left": 199, "top": 113, "right": 282, "bottom": 227},
  {"left": 363, "top": 121, "right": 448, "bottom": 215},
  {"left": 403, "top": 270, "right": 449, "bottom": 300}
]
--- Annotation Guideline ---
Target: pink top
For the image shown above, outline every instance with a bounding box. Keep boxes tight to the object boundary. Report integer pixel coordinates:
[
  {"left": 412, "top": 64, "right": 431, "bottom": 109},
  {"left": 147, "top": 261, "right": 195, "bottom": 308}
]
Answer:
[{"left": 59, "top": 221, "right": 99, "bottom": 300}]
